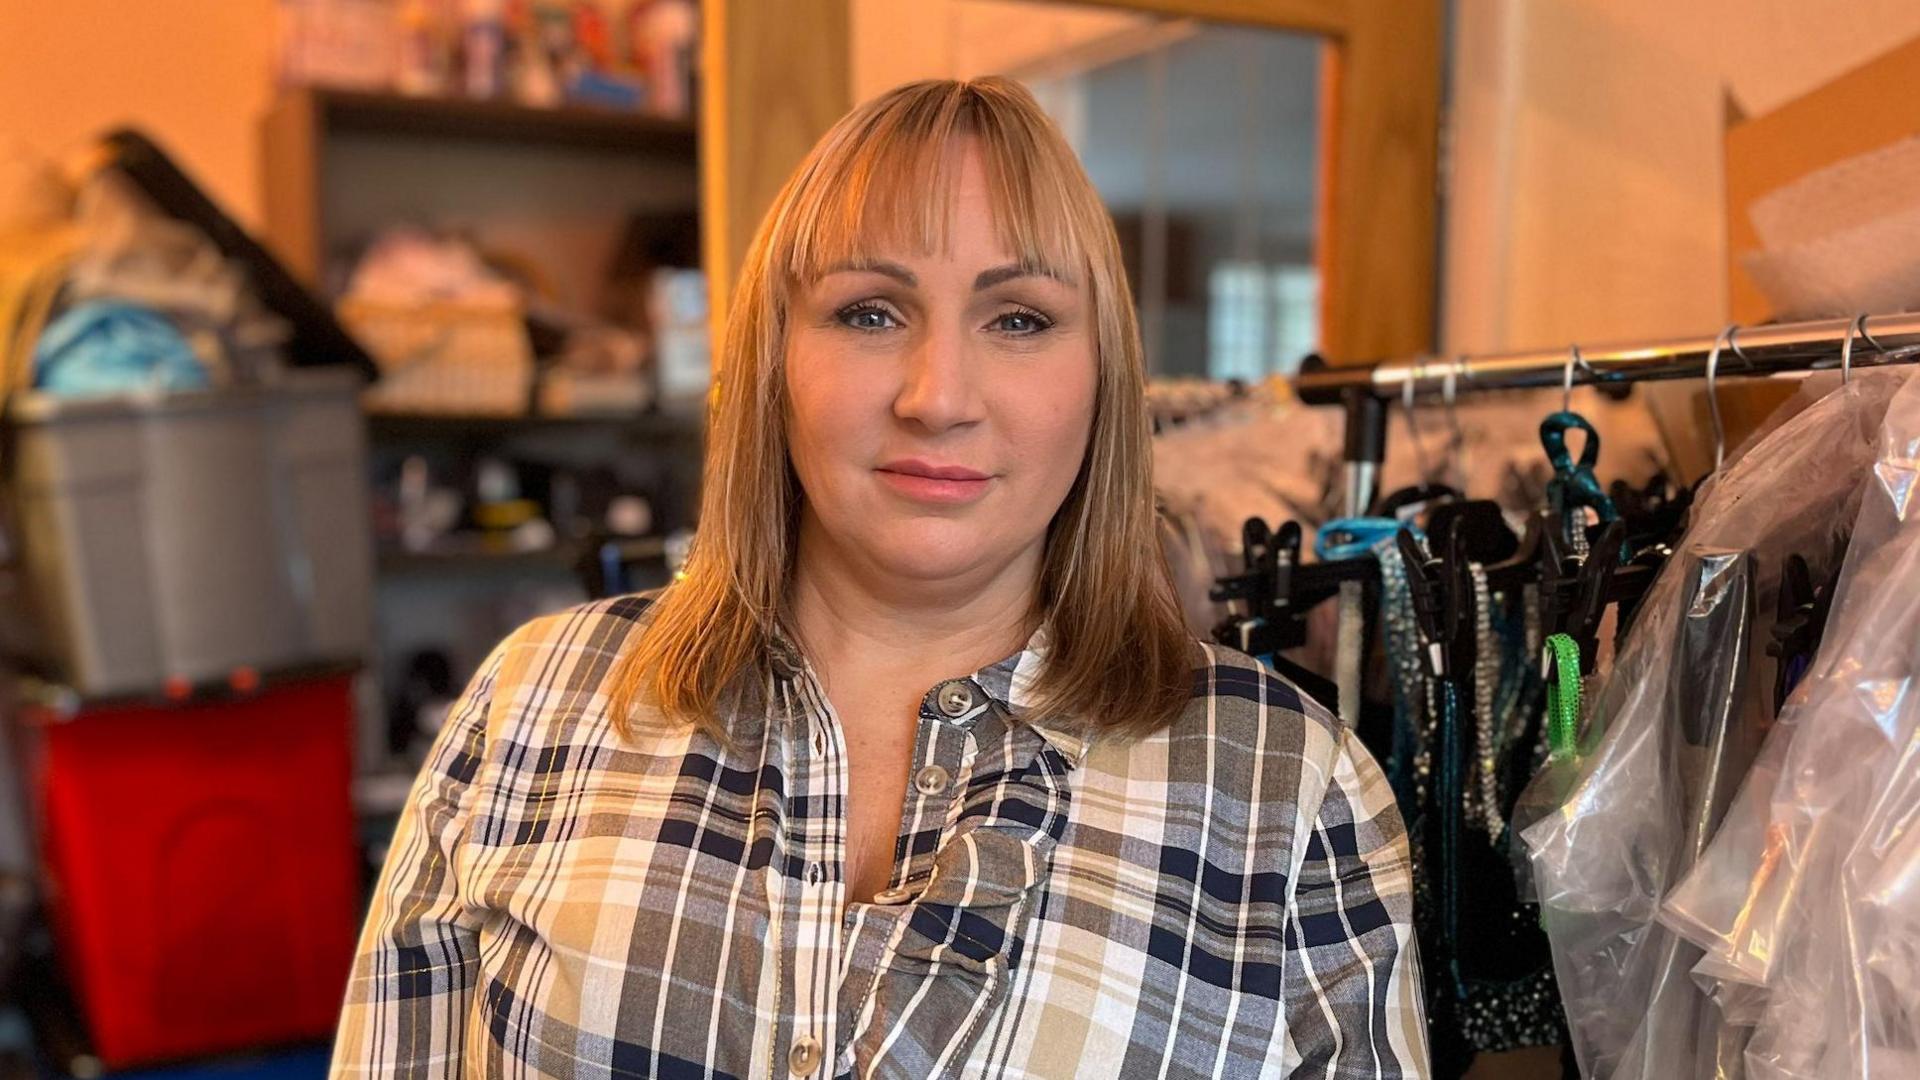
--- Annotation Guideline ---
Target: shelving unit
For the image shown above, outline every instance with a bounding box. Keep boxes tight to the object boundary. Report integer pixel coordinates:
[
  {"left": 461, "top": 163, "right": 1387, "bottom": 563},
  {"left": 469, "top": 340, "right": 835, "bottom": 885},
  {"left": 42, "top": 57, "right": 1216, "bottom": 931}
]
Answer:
[{"left": 258, "top": 84, "right": 704, "bottom": 785}]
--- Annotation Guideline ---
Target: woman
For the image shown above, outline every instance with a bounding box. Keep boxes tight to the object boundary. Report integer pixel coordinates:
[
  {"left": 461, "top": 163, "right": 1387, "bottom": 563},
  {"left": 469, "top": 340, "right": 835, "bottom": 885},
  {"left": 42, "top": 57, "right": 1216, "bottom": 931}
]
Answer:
[{"left": 333, "top": 77, "right": 1426, "bottom": 1079}]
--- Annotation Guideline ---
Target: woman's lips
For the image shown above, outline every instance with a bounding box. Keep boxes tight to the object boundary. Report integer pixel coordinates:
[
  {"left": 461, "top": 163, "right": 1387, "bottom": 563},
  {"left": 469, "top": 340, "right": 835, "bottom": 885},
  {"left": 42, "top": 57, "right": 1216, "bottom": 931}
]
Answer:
[{"left": 874, "top": 460, "right": 994, "bottom": 504}]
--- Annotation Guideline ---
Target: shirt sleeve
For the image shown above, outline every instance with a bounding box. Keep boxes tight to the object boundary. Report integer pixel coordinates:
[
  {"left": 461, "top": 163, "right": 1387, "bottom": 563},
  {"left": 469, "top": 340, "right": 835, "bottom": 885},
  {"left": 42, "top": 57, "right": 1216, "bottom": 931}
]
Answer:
[
  {"left": 330, "top": 628, "right": 518, "bottom": 1079},
  {"left": 1282, "top": 726, "right": 1430, "bottom": 1078}
]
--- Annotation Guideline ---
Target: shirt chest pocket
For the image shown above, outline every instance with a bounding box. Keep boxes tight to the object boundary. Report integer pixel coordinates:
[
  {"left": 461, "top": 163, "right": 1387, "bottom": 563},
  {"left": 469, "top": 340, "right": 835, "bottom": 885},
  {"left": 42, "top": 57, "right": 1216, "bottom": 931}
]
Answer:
[{"left": 840, "top": 823, "right": 1058, "bottom": 1079}]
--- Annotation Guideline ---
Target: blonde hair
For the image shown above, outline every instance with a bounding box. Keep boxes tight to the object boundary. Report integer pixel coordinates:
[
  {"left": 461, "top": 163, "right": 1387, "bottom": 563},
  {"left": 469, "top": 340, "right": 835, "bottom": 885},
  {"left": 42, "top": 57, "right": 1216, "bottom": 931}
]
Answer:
[{"left": 608, "top": 76, "right": 1195, "bottom": 743}]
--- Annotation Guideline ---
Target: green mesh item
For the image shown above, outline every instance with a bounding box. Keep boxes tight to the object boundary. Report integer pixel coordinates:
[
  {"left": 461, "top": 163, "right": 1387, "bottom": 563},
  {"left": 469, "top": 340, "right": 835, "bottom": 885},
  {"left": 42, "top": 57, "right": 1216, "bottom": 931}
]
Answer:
[{"left": 1544, "top": 633, "right": 1582, "bottom": 758}]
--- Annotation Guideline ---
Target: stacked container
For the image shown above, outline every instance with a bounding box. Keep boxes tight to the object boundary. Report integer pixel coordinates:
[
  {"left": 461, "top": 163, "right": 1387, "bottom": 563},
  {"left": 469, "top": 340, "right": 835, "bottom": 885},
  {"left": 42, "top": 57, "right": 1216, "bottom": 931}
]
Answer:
[{"left": 5, "top": 369, "right": 373, "bottom": 696}]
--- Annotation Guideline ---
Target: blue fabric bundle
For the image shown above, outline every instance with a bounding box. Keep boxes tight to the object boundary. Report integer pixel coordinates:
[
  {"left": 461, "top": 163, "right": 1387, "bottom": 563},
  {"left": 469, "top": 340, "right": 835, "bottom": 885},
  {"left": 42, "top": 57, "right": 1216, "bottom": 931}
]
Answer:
[{"left": 32, "top": 301, "right": 209, "bottom": 396}]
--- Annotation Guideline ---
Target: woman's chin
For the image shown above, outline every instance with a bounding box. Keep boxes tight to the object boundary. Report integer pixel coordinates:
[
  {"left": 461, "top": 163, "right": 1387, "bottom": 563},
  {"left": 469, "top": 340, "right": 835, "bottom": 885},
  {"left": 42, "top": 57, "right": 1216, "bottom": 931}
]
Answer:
[{"left": 855, "top": 526, "right": 1015, "bottom": 585}]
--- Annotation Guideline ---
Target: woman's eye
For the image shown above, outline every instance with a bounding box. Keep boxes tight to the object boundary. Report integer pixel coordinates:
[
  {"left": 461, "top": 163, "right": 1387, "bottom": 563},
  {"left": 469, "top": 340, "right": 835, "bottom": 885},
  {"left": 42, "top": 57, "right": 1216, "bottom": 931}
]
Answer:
[
  {"left": 992, "top": 308, "right": 1054, "bottom": 335},
  {"left": 835, "top": 303, "right": 899, "bottom": 331}
]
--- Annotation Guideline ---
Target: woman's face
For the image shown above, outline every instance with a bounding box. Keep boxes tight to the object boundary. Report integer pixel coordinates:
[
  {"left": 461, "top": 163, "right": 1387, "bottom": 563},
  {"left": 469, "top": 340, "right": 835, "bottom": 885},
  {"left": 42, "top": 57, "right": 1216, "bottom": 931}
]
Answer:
[{"left": 784, "top": 139, "right": 1097, "bottom": 593}]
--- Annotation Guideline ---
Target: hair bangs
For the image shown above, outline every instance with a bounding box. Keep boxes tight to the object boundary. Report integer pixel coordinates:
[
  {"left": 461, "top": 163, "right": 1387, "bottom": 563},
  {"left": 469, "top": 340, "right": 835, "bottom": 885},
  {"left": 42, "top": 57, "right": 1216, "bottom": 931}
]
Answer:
[{"left": 775, "top": 81, "right": 1090, "bottom": 295}]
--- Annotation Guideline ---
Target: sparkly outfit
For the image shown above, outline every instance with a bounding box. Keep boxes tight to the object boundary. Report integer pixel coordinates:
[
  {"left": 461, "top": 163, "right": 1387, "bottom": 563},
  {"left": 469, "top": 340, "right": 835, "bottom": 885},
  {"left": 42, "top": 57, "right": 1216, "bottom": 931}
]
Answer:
[{"left": 1365, "top": 535, "right": 1566, "bottom": 1072}]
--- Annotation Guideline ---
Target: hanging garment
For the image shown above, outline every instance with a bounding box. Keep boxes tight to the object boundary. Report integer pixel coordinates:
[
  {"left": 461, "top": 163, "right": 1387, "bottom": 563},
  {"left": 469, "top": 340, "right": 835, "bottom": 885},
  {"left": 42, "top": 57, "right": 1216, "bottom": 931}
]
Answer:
[
  {"left": 1659, "top": 368, "right": 1920, "bottom": 1079},
  {"left": 1152, "top": 386, "right": 1344, "bottom": 567},
  {"left": 1376, "top": 535, "right": 1563, "bottom": 1076},
  {"left": 1153, "top": 387, "right": 1345, "bottom": 652},
  {"left": 1519, "top": 370, "right": 1909, "bottom": 1080},
  {"left": 1613, "top": 548, "right": 1760, "bottom": 1080},
  {"left": 1433, "top": 580, "right": 1563, "bottom": 1061}
]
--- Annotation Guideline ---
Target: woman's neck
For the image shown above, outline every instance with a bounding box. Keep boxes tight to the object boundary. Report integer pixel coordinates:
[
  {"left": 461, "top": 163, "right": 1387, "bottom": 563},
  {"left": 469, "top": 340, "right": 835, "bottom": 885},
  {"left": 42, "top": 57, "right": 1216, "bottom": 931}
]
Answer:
[{"left": 785, "top": 517, "right": 1041, "bottom": 692}]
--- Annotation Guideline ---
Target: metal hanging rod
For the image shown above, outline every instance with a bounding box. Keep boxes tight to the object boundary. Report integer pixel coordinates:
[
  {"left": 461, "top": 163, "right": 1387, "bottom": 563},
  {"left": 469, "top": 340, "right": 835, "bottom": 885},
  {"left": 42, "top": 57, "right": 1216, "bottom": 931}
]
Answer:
[{"left": 1294, "top": 312, "right": 1920, "bottom": 406}]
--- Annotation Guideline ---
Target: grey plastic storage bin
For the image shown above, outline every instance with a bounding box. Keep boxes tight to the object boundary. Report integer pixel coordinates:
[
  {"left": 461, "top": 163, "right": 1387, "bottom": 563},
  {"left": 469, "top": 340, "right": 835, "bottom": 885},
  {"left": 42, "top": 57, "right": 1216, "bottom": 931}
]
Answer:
[{"left": 4, "top": 369, "right": 373, "bottom": 697}]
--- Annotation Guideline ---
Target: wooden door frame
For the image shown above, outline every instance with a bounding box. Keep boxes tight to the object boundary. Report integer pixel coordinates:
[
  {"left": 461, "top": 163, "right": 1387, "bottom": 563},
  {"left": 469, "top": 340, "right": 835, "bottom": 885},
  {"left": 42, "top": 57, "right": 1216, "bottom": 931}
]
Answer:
[
  {"left": 702, "top": 0, "right": 1441, "bottom": 366},
  {"left": 1075, "top": 0, "right": 1442, "bottom": 365},
  {"left": 699, "top": 0, "right": 851, "bottom": 334}
]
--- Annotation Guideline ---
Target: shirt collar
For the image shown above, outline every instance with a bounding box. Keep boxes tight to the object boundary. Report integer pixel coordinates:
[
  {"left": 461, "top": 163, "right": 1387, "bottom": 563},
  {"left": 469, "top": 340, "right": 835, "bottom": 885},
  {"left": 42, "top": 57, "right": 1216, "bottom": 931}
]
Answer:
[
  {"left": 968, "top": 624, "right": 1089, "bottom": 767},
  {"left": 766, "top": 620, "right": 1089, "bottom": 768}
]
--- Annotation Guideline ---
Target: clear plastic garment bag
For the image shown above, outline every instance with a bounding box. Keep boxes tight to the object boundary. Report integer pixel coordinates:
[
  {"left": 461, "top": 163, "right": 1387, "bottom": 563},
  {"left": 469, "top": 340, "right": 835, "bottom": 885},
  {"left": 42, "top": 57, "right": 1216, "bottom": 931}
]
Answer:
[
  {"left": 1519, "top": 370, "right": 1911, "bottom": 1079},
  {"left": 1660, "top": 368, "right": 1920, "bottom": 1079}
]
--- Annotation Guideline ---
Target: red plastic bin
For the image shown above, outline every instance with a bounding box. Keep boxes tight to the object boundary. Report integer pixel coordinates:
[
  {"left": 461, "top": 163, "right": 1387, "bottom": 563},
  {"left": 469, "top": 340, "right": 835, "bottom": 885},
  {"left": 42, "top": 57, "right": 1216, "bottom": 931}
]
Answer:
[{"left": 28, "top": 674, "right": 361, "bottom": 1068}]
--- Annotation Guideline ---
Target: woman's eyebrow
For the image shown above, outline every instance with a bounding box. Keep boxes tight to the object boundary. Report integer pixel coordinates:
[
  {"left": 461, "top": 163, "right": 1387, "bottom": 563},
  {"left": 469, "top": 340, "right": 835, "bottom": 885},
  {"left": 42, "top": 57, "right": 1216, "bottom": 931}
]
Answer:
[
  {"left": 816, "top": 260, "right": 1075, "bottom": 291},
  {"left": 974, "top": 263, "right": 1076, "bottom": 290},
  {"left": 822, "top": 259, "right": 917, "bottom": 286}
]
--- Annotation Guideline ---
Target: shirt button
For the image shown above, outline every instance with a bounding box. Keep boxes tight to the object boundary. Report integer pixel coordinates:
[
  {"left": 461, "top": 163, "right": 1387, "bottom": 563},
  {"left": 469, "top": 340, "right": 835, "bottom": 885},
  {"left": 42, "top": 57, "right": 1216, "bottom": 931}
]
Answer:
[
  {"left": 789, "top": 1035, "right": 822, "bottom": 1076},
  {"left": 937, "top": 681, "right": 974, "bottom": 717},
  {"left": 872, "top": 885, "right": 914, "bottom": 905},
  {"left": 913, "top": 764, "right": 951, "bottom": 796}
]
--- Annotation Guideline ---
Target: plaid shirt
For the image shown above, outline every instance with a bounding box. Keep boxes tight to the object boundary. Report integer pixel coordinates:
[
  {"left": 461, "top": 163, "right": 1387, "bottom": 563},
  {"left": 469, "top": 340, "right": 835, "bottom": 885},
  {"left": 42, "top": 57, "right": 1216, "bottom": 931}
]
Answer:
[{"left": 332, "top": 595, "right": 1426, "bottom": 1078}]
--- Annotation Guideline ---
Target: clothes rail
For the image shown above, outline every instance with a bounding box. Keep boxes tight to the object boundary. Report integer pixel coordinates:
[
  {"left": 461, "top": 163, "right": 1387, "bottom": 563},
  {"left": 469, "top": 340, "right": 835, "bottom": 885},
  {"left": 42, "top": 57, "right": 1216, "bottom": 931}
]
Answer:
[
  {"left": 1294, "top": 311, "right": 1920, "bottom": 406},
  {"left": 1295, "top": 311, "right": 1920, "bottom": 517}
]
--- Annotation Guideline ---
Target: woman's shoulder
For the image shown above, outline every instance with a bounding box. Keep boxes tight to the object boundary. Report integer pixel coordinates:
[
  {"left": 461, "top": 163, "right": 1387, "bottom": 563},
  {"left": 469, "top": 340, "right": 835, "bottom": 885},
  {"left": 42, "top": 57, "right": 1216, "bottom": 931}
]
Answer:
[
  {"left": 1083, "top": 641, "right": 1345, "bottom": 785},
  {"left": 472, "top": 591, "right": 661, "bottom": 716},
  {"left": 1181, "top": 641, "right": 1340, "bottom": 744},
  {"left": 510, "top": 591, "right": 659, "bottom": 651},
  {"left": 1066, "top": 643, "right": 1357, "bottom": 879}
]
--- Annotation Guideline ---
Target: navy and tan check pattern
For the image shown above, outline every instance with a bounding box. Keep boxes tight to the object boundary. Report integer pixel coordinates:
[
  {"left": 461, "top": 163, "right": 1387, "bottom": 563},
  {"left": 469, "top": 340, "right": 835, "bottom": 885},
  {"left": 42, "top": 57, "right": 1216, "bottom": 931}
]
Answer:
[{"left": 332, "top": 594, "right": 1427, "bottom": 1078}]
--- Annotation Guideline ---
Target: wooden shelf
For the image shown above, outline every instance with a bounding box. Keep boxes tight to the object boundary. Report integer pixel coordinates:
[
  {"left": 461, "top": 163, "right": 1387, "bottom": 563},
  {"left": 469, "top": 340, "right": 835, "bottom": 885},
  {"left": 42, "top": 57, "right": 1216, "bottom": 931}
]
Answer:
[
  {"left": 377, "top": 541, "right": 582, "bottom": 575},
  {"left": 363, "top": 408, "right": 702, "bottom": 442},
  {"left": 301, "top": 87, "right": 697, "bottom": 155},
  {"left": 376, "top": 535, "right": 665, "bottom": 575}
]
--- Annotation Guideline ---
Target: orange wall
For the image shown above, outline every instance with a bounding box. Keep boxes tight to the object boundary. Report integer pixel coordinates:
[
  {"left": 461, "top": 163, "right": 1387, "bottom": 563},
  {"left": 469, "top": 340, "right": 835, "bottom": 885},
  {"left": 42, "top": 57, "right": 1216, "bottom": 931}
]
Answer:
[
  {"left": 0, "top": 1, "right": 277, "bottom": 228},
  {"left": 849, "top": 0, "right": 1161, "bottom": 104}
]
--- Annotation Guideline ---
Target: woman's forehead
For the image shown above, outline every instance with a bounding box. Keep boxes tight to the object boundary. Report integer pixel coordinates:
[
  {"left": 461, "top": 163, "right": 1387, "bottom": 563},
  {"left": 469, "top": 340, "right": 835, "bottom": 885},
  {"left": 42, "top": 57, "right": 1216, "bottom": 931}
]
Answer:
[{"left": 780, "top": 124, "right": 1095, "bottom": 289}]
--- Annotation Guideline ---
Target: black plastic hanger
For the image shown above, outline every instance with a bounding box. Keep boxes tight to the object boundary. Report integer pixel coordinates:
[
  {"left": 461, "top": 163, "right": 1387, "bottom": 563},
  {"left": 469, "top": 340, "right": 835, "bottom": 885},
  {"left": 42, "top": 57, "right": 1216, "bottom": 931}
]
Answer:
[
  {"left": 1426, "top": 499, "right": 1520, "bottom": 566},
  {"left": 1396, "top": 522, "right": 1477, "bottom": 686},
  {"left": 1207, "top": 518, "right": 1341, "bottom": 708},
  {"left": 1613, "top": 472, "right": 1693, "bottom": 560},
  {"left": 1540, "top": 519, "right": 1631, "bottom": 675},
  {"left": 1373, "top": 482, "right": 1462, "bottom": 522}
]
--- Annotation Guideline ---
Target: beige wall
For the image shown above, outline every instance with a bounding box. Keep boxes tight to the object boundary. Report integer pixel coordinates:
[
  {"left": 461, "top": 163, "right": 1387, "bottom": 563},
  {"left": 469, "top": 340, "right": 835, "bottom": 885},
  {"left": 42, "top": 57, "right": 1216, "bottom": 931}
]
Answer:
[
  {"left": 0, "top": 1, "right": 277, "bottom": 229},
  {"left": 1444, "top": 0, "right": 1920, "bottom": 355}
]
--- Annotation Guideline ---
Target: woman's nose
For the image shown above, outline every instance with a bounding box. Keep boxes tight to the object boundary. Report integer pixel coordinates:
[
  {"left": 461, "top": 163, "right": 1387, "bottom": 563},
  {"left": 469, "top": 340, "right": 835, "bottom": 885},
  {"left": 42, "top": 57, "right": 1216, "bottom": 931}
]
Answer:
[{"left": 892, "top": 326, "right": 982, "bottom": 432}]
